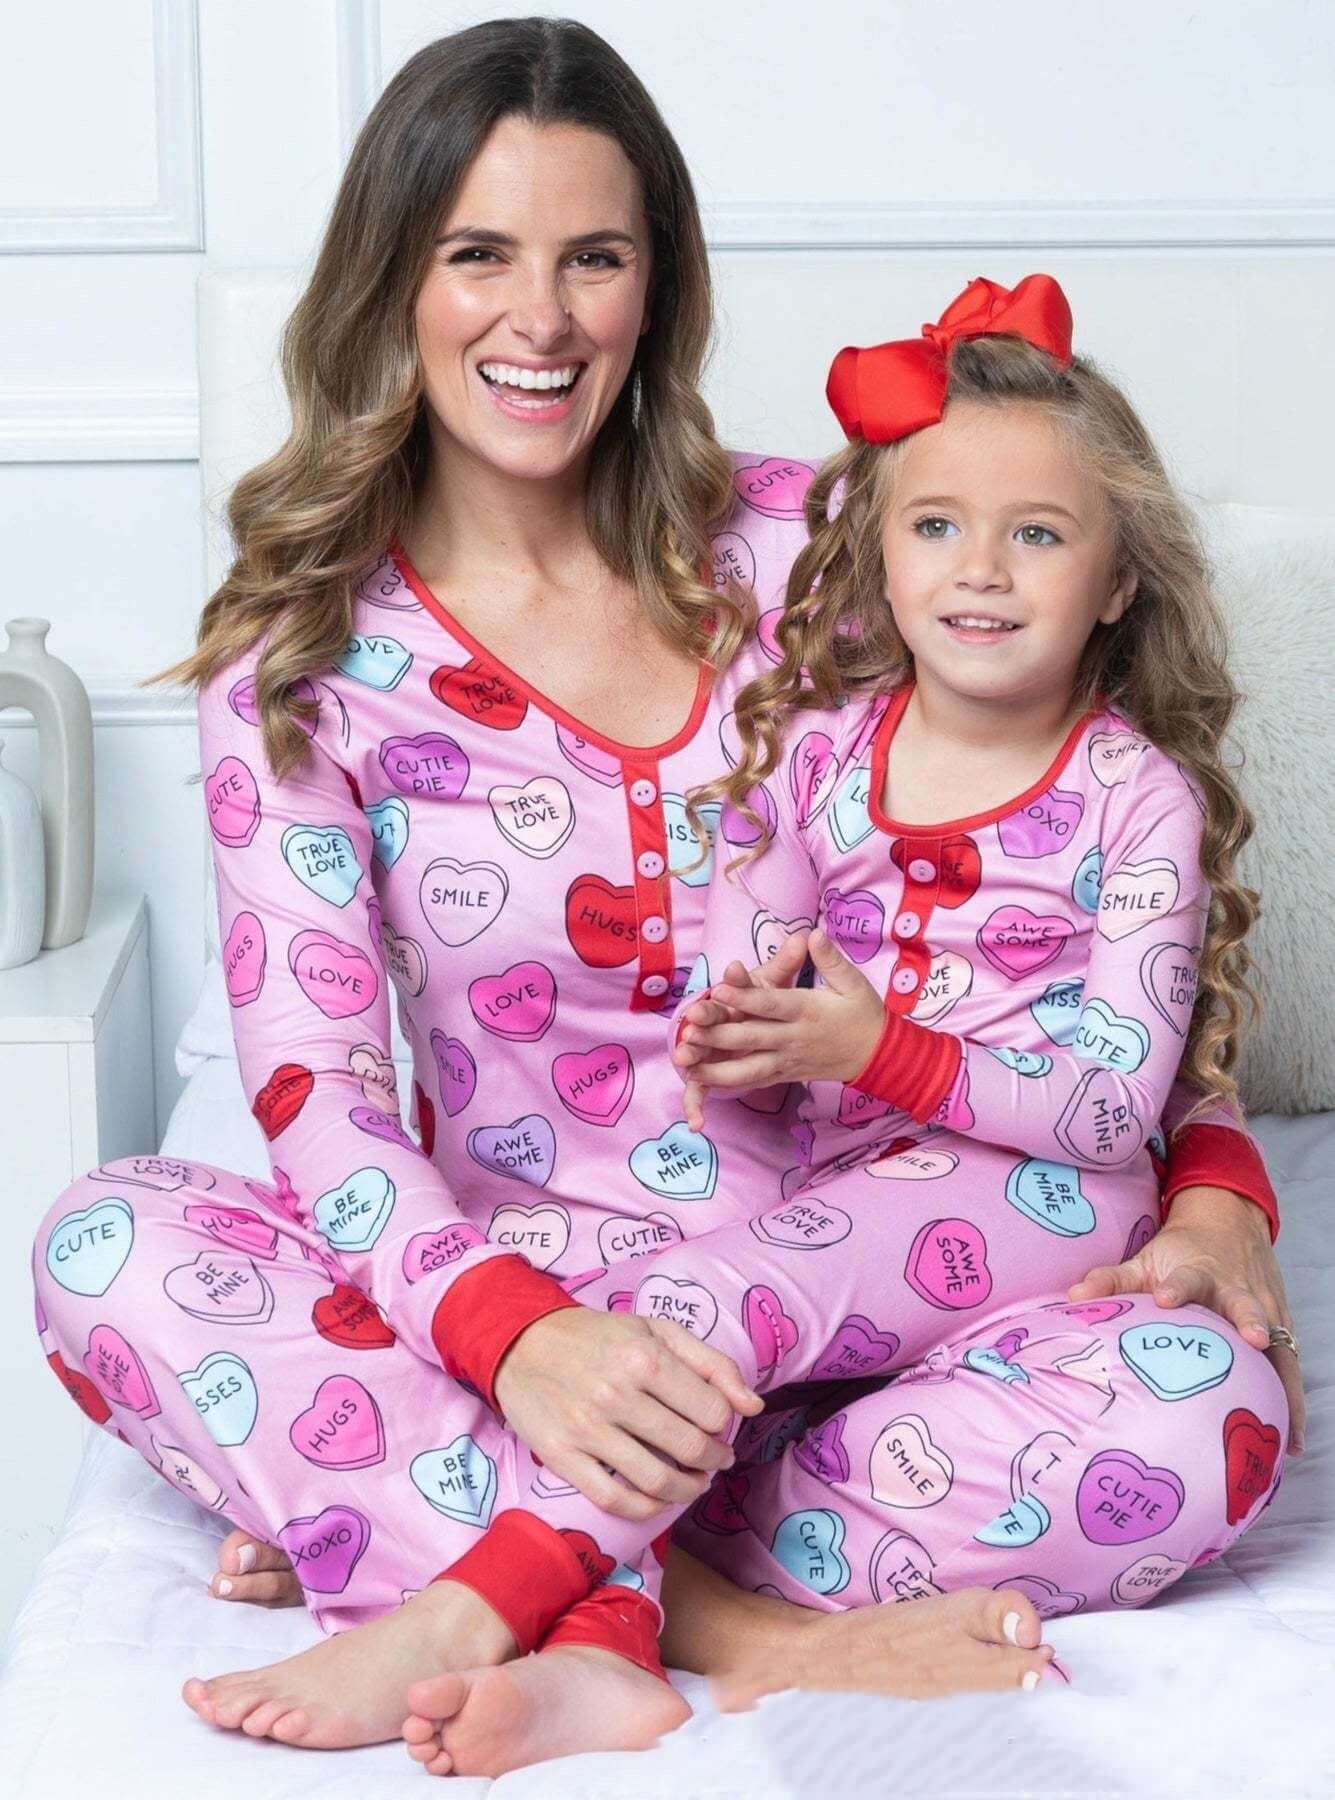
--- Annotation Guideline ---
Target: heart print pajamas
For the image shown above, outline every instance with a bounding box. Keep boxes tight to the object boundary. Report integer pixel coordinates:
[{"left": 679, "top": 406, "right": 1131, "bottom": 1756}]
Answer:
[{"left": 32, "top": 453, "right": 1284, "bottom": 1664}]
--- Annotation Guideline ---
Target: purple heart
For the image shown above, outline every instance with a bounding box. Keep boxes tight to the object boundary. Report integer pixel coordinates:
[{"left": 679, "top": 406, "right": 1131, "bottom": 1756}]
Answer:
[
  {"left": 430, "top": 1030, "right": 477, "bottom": 1118},
  {"left": 378, "top": 732, "right": 470, "bottom": 800},
  {"left": 466, "top": 1115, "right": 557, "bottom": 1188},
  {"left": 349, "top": 1106, "right": 420, "bottom": 1153},
  {"left": 1076, "top": 1448, "right": 1185, "bottom": 1546},
  {"left": 793, "top": 1412, "right": 850, "bottom": 1486},
  {"left": 810, "top": 1315, "right": 901, "bottom": 1382},
  {"left": 277, "top": 1505, "right": 371, "bottom": 1593},
  {"left": 823, "top": 888, "right": 886, "bottom": 965},
  {"left": 720, "top": 782, "right": 777, "bottom": 848}
]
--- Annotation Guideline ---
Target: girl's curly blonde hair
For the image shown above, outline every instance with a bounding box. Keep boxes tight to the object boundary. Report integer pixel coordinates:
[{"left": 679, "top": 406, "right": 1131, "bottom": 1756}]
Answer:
[{"left": 689, "top": 333, "right": 1259, "bottom": 1122}]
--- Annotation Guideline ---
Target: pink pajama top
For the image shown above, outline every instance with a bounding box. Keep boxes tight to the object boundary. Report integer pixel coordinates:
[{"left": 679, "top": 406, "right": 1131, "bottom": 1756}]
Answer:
[{"left": 198, "top": 453, "right": 1277, "bottom": 1407}]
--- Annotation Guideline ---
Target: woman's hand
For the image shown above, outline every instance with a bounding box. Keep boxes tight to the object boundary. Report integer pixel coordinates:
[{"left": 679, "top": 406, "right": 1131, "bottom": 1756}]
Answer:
[
  {"left": 673, "top": 930, "right": 884, "bottom": 1129},
  {"left": 1067, "top": 1184, "right": 1304, "bottom": 1454},
  {"left": 491, "top": 1306, "right": 763, "bottom": 1520}
]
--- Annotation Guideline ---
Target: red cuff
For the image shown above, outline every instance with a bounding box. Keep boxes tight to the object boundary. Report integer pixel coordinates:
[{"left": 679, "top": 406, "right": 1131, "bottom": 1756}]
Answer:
[
  {"left": 851, "top": 1006, "right": 963, "bottom": 1124},
  {"left": 539, "top": 1585, "right": 667, "bottom": 1680},
  {"left": 432, "top": 1509, "right": 594, "bottom": 1654},
  {"left": 430, "top": 1255, "right": 579, "bottom": 1411},
  {"left": 1161, "top": 1121, "right": 1280, "bottom": 1243}
]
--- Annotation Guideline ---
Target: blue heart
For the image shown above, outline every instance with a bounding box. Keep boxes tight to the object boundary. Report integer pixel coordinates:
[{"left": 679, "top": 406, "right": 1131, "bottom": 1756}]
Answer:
[
  {"left": 605, "top": 1562, "right": 646, "bottom": 1591},
  {"left": 1005, "top": 1158, "right": 1096, "bottom": 1237},
  {"left": 1073, "top": 996, "right": 1151, "bottom": 1074},
  {"left": 682, "top": 953, "right": 710, "bottom": 1000},
  {"left": 1119, "top": 1322, "right": 1235, "bottom": 1401},
  {"left": 335, "top": 633, "right": 413, "bottom": 691},
  {"left": 1072, "top": 846, "right": 1103, "bottom": 913},
  {"left": 974, "top": 1494, "right": 1051, "bottom": 1548},
  {"left": 771, "top": 1507, "right": 851, "bottom": 1596},
  {"left": 178, "top": 1351, "right": 259, "bottom": 1447},
  {"left": 1030, "top": 979, "right": 1084, "bottom": 1046},
  {"left": 467, "top": 1116, "right": 557, "bottom": 1189},
  {"left": 411, "top": 1435, "right": 498, "bottom": 1527},
  {"left": 629, "top": 1124, "right": 718, "bottom": 1201},
  {"left": 45, "top": 1198, "right": 135, "bottom": 1296},
  {"left": 963, "top": 1345, "right": 1031, "bottom": 1385},
  {"left": 988, "top": 1045, "right": 1054, "bottom": 1078},
  {"left": 828, "top": 765, "right": 874, "bottom": 853},
  {"left": 662, "top": 793, "right": 721, "bottom": 887},
  {"left": 313, "top": 1167, "right": 395, "bottom": 1251},
  {"left": 366, "top": 796, "right": 410, "bottom": 869},
  {"left": 280, "top": 825, "right": 364, "bottom": 907}
]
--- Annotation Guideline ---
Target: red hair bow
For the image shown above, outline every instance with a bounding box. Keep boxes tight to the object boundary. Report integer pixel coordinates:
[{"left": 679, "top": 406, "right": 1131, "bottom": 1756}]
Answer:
[{"left": 826, "top": 273, "right": 1074, "bottom": 444}]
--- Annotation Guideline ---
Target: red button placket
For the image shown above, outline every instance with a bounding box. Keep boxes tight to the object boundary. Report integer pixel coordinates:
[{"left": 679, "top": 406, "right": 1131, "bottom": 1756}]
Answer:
[
  {"left": 622, "top": 760, "right": 676, "bottom": 1012},
  {"left": 885, "top": 835, "right": 943, "bottom": 1014}
]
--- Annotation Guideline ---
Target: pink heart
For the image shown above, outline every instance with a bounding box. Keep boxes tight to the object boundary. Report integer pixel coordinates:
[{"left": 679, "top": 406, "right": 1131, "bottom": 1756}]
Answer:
[
  {"left": 789, "top": 731, "right": 836, "bottom": 827},
  {"left": 551, "top": 1044, "right": 634, "bottom": 1126},
  {"left": 430, "top": 1030, "right": 477, "bottom": 1117},
  {"left": 976, "top": 905, "right": 1074, "bottom": 979},
  {"left": 401, "top": 1222, "right": 487, "bottom": 1284},
  {"left": 904, "top": 1218, "right": 993, "bottom": 1311},
  {"left": 205, "top": 755, "right": 260, "bottom": 848},
  {"left": 694, "top": 1470, "right": 751, "bottom": 1535},
  {"left": 469, "top": 961, "right": 557, "bottom": 1041},
  {"left": 227, "top": 673, "right": 318, "bottom": 731},
  {"left": 837, "top": 1087, "right": 893, "bottom": 1130},
  {"left": 555, "top": 723, "right": 623, "bottom": 787},
  {"left": 288, "top": 1376, "right": 385, "bottom": 1470},
  {"left": 222, "top": 911, "right": 266, "bottom": 1006},
  {"left": 349, "top": 1105, "right": 419, "bottom": 1153},
  {"left": 163, "top": 1253, "right": 275, "bottom": 1324},
  {"left": 742, "top": 1284, "right": 799, "bottom": 1377},
  {"left": 184, "top": 1203, "right": 279, "bottom": 1261},
  {"left": 732, "top": 456, "right": 816, "bottom": 520},
  {"left": 288, "top": 929, "right": 379, "bottom": 1020},
  {"left": 84, "top": 1325, "right": 159, "bottom": 1418}
]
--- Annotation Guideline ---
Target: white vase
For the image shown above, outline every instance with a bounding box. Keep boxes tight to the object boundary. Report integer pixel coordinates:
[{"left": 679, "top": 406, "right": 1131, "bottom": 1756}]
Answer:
[
  {"left": 0, "top": 735, "right": 46, "bottom": 969},
  {"left": 0, "top": 617, "right": 94, "bottom": 947}
]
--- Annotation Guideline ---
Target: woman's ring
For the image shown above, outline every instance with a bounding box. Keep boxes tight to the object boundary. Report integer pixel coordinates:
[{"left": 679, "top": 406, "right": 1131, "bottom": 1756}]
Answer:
[{"left": 1267, "top": 1324, "right": 1300, "bottom": 1358}]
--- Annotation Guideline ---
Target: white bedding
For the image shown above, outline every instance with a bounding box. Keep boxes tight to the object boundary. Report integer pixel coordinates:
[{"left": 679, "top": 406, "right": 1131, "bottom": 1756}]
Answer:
[{"left": 3, "top": 1059, "right": 1333, "bottom": 1797}]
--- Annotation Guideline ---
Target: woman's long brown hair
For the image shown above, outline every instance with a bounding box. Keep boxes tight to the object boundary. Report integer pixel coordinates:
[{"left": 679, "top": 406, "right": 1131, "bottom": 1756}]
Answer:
[{"left": 144, "top": 17, "right": 749, "bottom": 778}]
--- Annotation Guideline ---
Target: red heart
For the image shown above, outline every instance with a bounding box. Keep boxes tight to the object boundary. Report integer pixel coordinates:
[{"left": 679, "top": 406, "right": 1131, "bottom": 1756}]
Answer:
[
  {"left": 1223, "top": 1407, "right": 1282, "bottom": 1526},
  {"left": 47, "top": 1350, "right": 111, "bottom": 1424},
  {"left": 891, "top": 835, "right": 982, "bottom": 909},
  {"left": 413, "top": 1080, "right": 437, "bottom": 1157},
  {"left": 430, "top": 658, "right": 528, "bottom": 730},
  {"left": 559, "top": 1527, "right": 617, "bottom": 1586},
  {"left": 693, "top": 1470, "right": 751, "bottom": 1535},
  {"left": 253, "top": 1063, "right": 314, "bottom": 1139},
  {"left": 312, "top": 1284, "right": 398, "bottom": 1350},
  {"left": 565, "top": 875, "right": 638, "bottom": 969}
]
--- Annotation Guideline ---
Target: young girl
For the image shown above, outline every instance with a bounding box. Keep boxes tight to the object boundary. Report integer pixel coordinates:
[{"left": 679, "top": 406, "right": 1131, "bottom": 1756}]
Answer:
[{"left": 655, "top": 271, "right": 1287, "bottom": 1614}]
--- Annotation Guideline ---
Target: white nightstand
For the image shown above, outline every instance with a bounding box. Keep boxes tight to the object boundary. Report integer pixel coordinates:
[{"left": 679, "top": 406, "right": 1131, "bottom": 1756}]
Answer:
[{"left": 0, "top": 890, "right": 156, "bottom": 1638}]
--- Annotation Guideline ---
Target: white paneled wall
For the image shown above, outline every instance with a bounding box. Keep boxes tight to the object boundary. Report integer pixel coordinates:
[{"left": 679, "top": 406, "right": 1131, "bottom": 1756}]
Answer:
[{"left": 1, "top": 0, "right": 1333, "bottom": 1141}]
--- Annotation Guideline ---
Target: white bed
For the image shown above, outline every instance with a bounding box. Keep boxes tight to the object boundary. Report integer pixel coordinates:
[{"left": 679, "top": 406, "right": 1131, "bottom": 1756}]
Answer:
[{"left": 2, "top": 1042, "right": 1333, "bottom": 1798}]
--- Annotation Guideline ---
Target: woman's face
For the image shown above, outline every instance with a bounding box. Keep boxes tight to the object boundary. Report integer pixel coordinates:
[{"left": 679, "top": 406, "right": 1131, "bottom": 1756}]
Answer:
[
  {"left": 414, "top": 115, "right": 653, "bottom": 486},
  {"left": 880, "top": 400, "right": 1136, "bottom": 709}
]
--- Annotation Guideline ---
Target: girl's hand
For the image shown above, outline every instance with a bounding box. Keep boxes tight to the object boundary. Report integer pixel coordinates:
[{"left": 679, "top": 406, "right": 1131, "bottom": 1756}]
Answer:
[
  {"left": 1067, "top": 1184, "right": 1305, "bottom": 1455},
  {"left": 492, "top": 1307, "right": 763, "bottom": 1520},
  {"left": 673, "top": 931, "right": 810, "bottom": 1130},
  {"left": 675, "top": 929, "right": 885, "bottom": 1128}
]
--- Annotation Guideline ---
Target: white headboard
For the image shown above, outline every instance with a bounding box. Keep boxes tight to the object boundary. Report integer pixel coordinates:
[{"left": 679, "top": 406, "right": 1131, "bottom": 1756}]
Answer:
[{"left": 198, "top": 250, "right": 1333, "bottom": 593}]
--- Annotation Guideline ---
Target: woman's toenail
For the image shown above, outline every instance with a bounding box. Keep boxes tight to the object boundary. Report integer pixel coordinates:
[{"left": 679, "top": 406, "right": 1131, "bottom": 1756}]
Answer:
[
  {"left": 1002, "top": 1610, "right": 1021, "bottom": 1644},
  {"left": 1022, "top": 1669, "right": 1040, "bottom": 1692},
  {"left": 217, "top": 1578, "right": 233, "bottom": 1596},
  {"left": 235, "top": 1543, "right": 256, "bottom": 1574}
]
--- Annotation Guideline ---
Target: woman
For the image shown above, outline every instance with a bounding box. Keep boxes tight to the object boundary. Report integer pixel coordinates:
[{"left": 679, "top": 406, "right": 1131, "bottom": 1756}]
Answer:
[{"left": 33, "top": 17, "right": 1299, "bottom": 1780}]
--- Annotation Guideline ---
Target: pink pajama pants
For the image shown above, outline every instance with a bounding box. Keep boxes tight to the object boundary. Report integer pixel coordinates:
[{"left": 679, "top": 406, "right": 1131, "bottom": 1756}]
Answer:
[{"left": 33, "top": 1135, "right": 1286, "bottom": 1648}]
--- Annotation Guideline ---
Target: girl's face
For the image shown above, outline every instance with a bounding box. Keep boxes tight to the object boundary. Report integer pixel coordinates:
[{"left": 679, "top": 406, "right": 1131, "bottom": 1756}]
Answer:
[
  {"left": 414, "top": 115, "right": 653, "bottom": 485},
  {"left": 880, "top": 400, "right": 1136, "bottom": 708}
]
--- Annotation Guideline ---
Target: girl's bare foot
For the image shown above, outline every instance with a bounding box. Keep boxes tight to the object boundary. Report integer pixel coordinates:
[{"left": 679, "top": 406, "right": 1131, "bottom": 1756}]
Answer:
[
  {"left": 208, "top": 1529, "right": 302, "bottom": 1607},
  {"left": 713, "top": 1585, "right": 1057, "bottom": 1707},
  {"left": 181, "top": 1579, "right": 516, "bottom": 1748},
  {"left": 402, "top": 1647, "right": 690, "bottom": 1777}
]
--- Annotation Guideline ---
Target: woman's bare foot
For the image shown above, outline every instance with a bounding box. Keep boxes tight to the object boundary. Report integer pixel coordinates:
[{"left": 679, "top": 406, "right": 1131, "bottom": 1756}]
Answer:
[
  {"left": 208, "top": 1529, "right": 302, "bottom": 1607},
  {"left": 181, "top": 1579, "right": 517, "bottom": 1748},
  {"left": 402, "top": 1647, "right": 690, "bottom": 1777},
  {"left": 713, "top": 1585, "right": 1057, "bottom": 1707}
]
